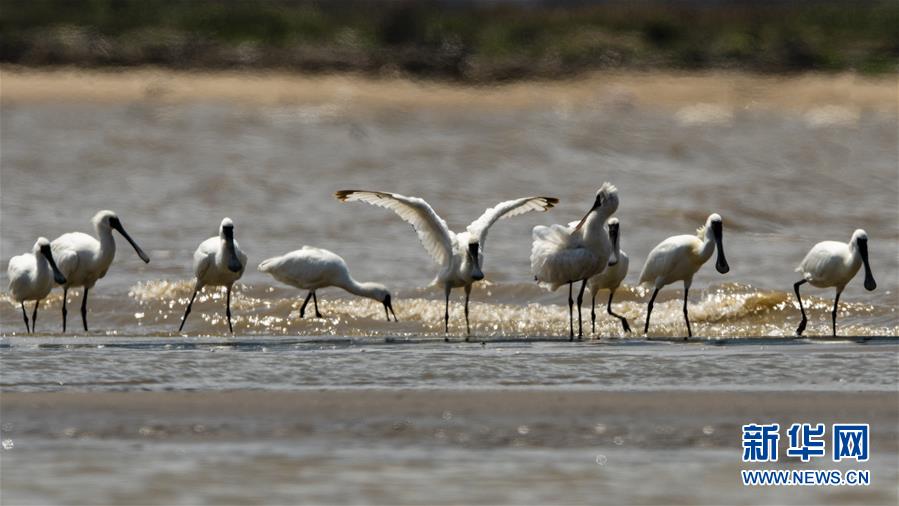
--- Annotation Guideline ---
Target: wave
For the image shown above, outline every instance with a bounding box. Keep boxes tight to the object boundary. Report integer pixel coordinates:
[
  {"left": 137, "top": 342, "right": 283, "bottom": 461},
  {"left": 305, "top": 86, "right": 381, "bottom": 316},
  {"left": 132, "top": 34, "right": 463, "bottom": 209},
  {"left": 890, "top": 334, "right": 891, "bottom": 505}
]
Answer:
[{"left": 4, "top": 279, "right": 894, "bottom": 338}]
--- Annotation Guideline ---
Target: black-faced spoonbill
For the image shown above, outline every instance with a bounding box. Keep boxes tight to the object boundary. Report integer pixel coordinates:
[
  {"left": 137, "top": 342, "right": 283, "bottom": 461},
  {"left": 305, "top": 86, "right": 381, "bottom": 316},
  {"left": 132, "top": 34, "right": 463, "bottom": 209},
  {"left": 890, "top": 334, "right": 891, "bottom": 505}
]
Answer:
[
  {"left": 638, "top": 213, "right": 729, "bottom": 338},
  {"left": 531, "top": 183, "right": 619, "bottom": 340},
  {"left": 178, "top": 218, "right": 247, "bottom": 334},
  {"left": 51, "top": 210, "right": 150, "bottom": 332},
  {"left": 793, "top": 229, "right": 876, "bottom": 336},
  {"left": 258, "top": 246, "right": 397, "bottom": 321},
  {"left": 584, "top": 218, "right": 631, "bottom": 335},
  {"left": 7, "top": 237, "right": 67, "bottom": 333},
  {"left": 336, "top": 190, "right": 558, "bottom": 339}
]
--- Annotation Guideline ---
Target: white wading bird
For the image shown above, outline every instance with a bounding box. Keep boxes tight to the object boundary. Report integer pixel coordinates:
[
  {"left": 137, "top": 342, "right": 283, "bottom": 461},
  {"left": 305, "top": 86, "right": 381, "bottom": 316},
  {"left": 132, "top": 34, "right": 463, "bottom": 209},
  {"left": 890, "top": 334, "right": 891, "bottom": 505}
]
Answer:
[
  {"left": 178, "top": 218, "right": 247, "bottom": 334},
  {"left": 258, "top": 246, "right": 397, "bottom": 321},
  {"left": 52, "top": 210, "right": 150, "bottom": 332},
  {"left": 793, "top": 229, "right": 876, "bottom": 337},
  {"left": 7, "top": 237, "right": 67, "bottom": 333},
  {"left": 638, "top": 213, "right": 729, "bottom": 338},
  {"left": 336, "top": 190, "right": 558, "bottom": 339},
  {"left": 584, "top": 218, "right": 631, "bottom": 335},
  {"left": 532, "top": 183, "right": 619, "bottom": 340}
]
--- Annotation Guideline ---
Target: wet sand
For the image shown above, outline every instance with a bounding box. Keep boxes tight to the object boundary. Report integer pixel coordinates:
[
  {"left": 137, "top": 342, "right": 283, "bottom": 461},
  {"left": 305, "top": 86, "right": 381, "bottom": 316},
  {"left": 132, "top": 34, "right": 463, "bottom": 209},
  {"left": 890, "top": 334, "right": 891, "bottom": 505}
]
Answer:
[
  {"left": 3, "top": 389, "right": 897, "bottom": 505},
  {"left": 4, "top": 389, "right": 898, "bottom": 431},
  {"left": 2, "top": 67, "right": 895, "bottom": 112}
]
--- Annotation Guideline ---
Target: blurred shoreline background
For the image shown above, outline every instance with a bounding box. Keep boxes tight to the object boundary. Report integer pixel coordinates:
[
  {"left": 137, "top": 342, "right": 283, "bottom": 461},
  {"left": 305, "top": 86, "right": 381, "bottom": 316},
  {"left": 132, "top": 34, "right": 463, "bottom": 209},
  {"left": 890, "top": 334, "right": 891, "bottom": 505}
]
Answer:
[{"left": 2, "top": 0, "right": 897, "bottom": 81}]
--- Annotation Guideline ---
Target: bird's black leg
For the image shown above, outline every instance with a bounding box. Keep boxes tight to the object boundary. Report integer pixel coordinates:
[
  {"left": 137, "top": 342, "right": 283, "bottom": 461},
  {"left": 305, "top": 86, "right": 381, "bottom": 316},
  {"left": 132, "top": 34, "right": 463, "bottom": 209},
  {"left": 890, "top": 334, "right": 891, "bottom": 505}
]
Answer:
[
  {"left": 591, "top": 292, "right": 597, "bottom": 336},
  {"left": 444, "top": 286, "right": 451, "bottom": 341},
  {"left": 21, "top": 302, "right": 30, "bottom": 333},
  {"left": 312, "top": 290, "right": 322, "bottom": 318},
  {"left": 464, "top": 284, "right": 472, "bottom": 340},
  {"left": 568, "top": 282, "right": 574, "bottom": 341},
  {"left": 682, "top": 284, "right": 691, "bottom": 339},
  {"left": 576, "top": 279, "right": 587, "bottom": 339},
  {"left": 62, "top": 286, "right": 68, "bottom": 333},
  {"left": 607, "top": 290, "right": 631, "bottom": 334},
  {"left": 179, "top": 286, "right": 199, "bottom": 332},
  {"left": 226, "top": 285, "right": 234, "bottom": 334},
  {"left": 32, "top": 299, "right": 41, "bottom": 333},
  {"left": 80, "top": 287, "right": 89, "bottom": 332},
  {"left": 831, "top": 289, "right": 842, "bottom": 337},
  {"left": 793, "top": 280, "right": 807, "bottom": 336},
  {"left": 644, "top": 287, "right": 660, "bottom": 335},
  {"left": 300, "top": 290, "right": 313, "bottom": 318}
]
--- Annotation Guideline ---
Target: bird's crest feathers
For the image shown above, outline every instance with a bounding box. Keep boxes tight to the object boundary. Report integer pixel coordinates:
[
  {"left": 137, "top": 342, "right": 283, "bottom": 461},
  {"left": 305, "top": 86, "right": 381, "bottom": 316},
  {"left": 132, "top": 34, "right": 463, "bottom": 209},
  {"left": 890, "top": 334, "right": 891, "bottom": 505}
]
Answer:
[{"left": 597, "top": 182, "right": 618, "bottom": 201}]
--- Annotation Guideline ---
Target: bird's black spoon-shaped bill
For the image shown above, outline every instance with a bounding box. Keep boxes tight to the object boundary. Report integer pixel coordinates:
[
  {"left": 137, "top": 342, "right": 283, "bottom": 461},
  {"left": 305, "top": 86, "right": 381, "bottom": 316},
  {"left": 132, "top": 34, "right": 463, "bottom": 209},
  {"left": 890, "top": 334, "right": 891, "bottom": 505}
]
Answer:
[
  {"left": 572, "top": 196, "right": 601, "bottom": 233},
  {"left": 222, "top": 226, "right": 242, "bottom": 273},
  {"left": 858, "top": 238, "right": 876, "bottom": 291},
  {"left": 110, "top": 218, "right": 150, "bottom": 263},
  {"left": 712, "top": 220, "right": 729, "bottom": 274},
  {"left": 40, "top": 244, "right": 67, "bottom": 284},
  {"left": 608, "top": 221, "right": 620, "bottom": 266}
]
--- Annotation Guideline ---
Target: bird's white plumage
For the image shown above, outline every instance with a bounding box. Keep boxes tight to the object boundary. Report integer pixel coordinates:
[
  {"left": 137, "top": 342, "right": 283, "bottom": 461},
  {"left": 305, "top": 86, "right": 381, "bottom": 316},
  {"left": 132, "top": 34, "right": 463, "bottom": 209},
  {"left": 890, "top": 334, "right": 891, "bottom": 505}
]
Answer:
[
  {"left": 638, "top": 213, "right": 723, "bottom": 289},
  {"left": 193, "top": 224, "right": 247, "bottom": 288},
  {"left": 638, "top": 234, "right": 707, "bottom": 288},
  {"left": 565, "top": 217, "right": 629, "bottom": 294},
  {"left": 259, "top": 246, "right": 390, "bottom": 303},
  {"left": 335, "top": 190, "right": 454, "bottom": 267},
  {"left": 791, "top": 229, "right": 875, "bottom": 337},
  {"left": 259, "top": 246, "right": 350, "bottom": 290},
  {"left": 531, "top": 183, "right": 618, "bottom": 291},
  {"left": 467, "top": 196, "right": 559, "bottom": 254},
  {"left": 51, "top": 231, "right": 105, "bottom": 288},
  {"left": 7, "top": 238, "right": 57, "bottom": 302},
  {"left": 337, "top": 190, "right": 556, "bottom": 287},
  {"left": 588, "top": 250, "right": 629, "bottom": 294},
  {"left": 638, "top": 213, "right": 728, "bottom": 338},
  {"left": 531, "top": 223, "right": 604, "bottom": 290},
  {"left": 337, "top": 189, "right": 556, "bottom": 334},
  {"left": 51, "top": 210, "right": 146, "bottom": 289},
  {"left": 797, "top": 234, "right": 865, "bottom": 289}
]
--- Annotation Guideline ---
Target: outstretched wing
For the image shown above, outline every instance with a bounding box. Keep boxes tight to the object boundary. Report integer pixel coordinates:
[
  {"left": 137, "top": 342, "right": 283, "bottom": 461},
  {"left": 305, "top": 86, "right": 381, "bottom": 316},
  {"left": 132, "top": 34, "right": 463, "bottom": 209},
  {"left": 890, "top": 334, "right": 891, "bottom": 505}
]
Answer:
[
  {"left": 335, "top": 190, "right": 454, "bottom": 267},
  {"left": 467, "top": 196, "right": 558, "bottom": 252}
]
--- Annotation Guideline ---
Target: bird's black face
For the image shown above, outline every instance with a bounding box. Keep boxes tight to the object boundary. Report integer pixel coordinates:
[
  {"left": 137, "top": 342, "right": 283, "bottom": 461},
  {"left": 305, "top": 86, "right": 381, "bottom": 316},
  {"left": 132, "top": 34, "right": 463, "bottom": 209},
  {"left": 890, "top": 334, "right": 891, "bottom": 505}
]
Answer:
[
  {"left": 711, "top": 220, "right": 729, "bottom": 274},
  {"left": 109, "top": 216, "right": 150, "bottom": 263},
  {"left": 40, "top": 244, "right": 67, "bottom": 285},
  {"left": 383, "top": 293, "right": 398, "bottom": 321},
  {"left": 222, "top": 225, "right": 242, "bottom": 273},
  {"left": 857, "top": 238, "right": 876, "bottom": 291},
  {"left": 468, "top": 242, "right": 484, "bottom": 281},
  {"left": 608, "top": 222, "right": 620, "bottom": 266}
]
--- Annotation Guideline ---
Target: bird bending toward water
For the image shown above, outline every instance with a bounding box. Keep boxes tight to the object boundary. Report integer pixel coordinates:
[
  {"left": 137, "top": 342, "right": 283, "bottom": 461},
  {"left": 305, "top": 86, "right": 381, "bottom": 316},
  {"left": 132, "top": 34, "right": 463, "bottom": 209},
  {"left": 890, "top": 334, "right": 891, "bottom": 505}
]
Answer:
[
  {"left": 178, "top": 218, "right": 247, "bottom": 334},
  {"left": 531, "top": 183, "right": 619, "bottom": 340},
  {"left": 51, "top": 210, "right": 150, "bottom": 332},
  {"left": 258, "top": 246, "right": 397, "bottom": 321},
  {"left": 336, "top": 190, "right": 557, "bottom": 339},
  {"left": 638, "top": 213, "right": 729, "bottom": 339},
  {"left": 584, "top": 218, "right": 631, "bottom": 335},
  {"left": 7, "top": 237, "right": 67, "bottom": 333},
  {"left": 793, "top": 229, "right": 875, "bottom": 337}
]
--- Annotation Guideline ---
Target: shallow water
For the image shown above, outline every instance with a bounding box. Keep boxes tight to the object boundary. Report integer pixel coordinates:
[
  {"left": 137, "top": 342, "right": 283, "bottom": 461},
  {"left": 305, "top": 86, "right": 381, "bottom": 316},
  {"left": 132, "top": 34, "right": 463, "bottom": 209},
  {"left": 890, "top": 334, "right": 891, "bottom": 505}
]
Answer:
[
  {"left": 3, "top": 439, "right": 895, "bottom": 506},
  {"left": 1, "top": 90, "right": 897, "bottom": 337},
  {"left": 2, "top": 337, "right": 897, "bottom": 392},
  {"left": 2, "top": 77, "right": 898, "bottom": 506}
]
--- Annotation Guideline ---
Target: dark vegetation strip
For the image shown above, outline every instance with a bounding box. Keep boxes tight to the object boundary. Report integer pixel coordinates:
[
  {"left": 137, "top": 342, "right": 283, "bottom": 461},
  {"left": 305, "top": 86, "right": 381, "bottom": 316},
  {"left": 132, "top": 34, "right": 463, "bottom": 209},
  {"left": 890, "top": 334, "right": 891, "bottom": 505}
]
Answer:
[{"left": 2, "top": 0, "right": 897, "bottom": 81}]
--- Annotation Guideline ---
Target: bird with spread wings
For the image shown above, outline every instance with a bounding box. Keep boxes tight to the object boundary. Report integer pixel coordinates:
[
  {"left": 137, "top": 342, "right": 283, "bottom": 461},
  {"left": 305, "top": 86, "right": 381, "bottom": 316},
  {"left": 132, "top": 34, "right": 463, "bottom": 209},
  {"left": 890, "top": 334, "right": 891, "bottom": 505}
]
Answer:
[{"left": 336, "top": 190, "right": 558, "bottom": 339}]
